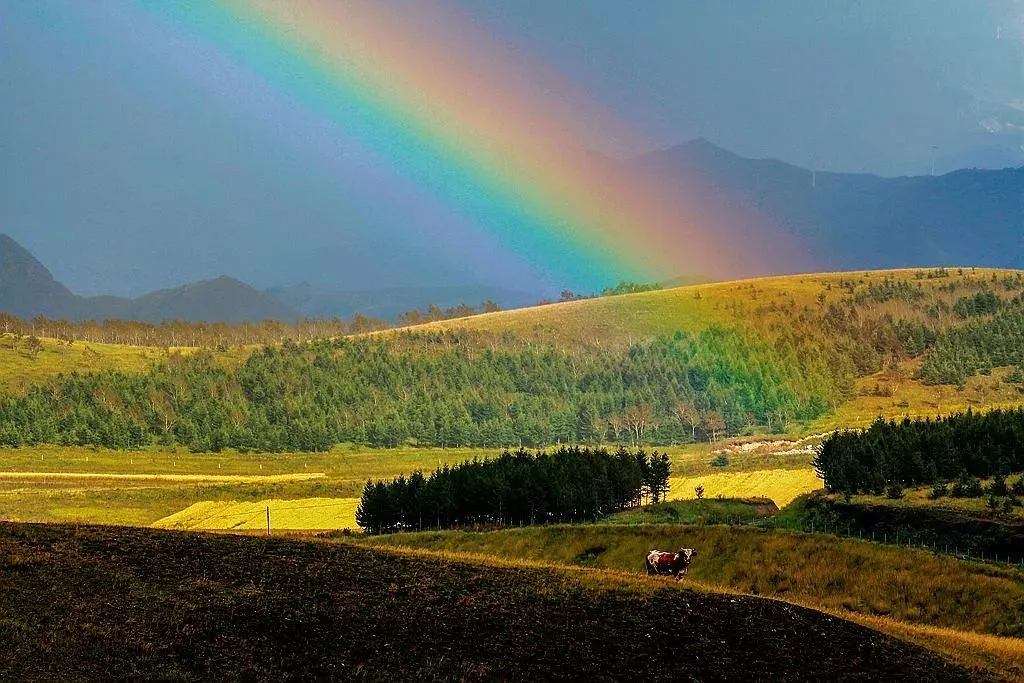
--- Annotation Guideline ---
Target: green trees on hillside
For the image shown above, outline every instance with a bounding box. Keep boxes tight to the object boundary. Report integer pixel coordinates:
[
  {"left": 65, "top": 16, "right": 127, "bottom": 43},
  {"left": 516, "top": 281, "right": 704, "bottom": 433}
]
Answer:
[
  {"left": 0, "top": 328, "right": 852, "bottom": 451},
  {"left": 356, "top": 446, "right": 669, "bottom": 533},
  {"left": 918, "top": 308, "right": 1024, "bottom": 384}
]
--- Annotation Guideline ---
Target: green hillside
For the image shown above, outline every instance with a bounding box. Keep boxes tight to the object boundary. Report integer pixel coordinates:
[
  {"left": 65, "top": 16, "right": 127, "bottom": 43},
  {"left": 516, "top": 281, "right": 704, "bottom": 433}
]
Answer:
[{"left": 2, "top": 268, "right": 1023, "bottom": 451}]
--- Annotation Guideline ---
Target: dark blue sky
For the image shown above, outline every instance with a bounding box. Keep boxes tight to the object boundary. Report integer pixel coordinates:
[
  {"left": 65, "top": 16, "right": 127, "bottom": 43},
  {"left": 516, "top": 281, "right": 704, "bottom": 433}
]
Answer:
[{"left": 2, "top": 1, "right": 1022, "bottom": 296}]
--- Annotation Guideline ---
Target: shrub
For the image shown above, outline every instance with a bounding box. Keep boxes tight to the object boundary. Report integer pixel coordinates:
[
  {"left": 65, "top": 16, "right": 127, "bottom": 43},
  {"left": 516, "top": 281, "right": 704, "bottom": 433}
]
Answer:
[
  {"left": 987, "top": 496, "right": 1001, "bottom": 514},
  {"left": 988, "top": 472, "right": 1009, "bottom": 497},
  {"left": 710, "top": 454, "right": 729, "bottom": 468},
  {"left": 951, "top": 472, "right": 984, "bottom": 498},
  {"left": 885, "top": 483, "right": 904, "bottom": 499},
  {"left": 927, "top": 482, "right": 948, "bottom": 499},
  {"left": 1011, "top": 477, "right": 1024, "bottom": 496}
]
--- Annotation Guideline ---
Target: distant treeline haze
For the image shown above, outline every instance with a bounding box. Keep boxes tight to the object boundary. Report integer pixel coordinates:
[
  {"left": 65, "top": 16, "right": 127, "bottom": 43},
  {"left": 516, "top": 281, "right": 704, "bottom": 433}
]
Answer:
[
  {"left": 356, "top": 447, "right": 670, "bottom": 533},
  {"left": 0, "top": 281, "right": 663, "bottom": 347}
]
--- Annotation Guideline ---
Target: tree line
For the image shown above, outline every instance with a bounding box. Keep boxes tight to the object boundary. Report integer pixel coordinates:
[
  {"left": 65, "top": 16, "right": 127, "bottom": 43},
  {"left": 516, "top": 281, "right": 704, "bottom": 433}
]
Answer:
[
  {"left": 355, "top": 446, "right": 670, "bottom": 533},
  {"left": 813, "top": 408, "right": 1024, "bottom": 495},
  {"left": 0, "top": 328, "right": 850, "bottom": 451}
]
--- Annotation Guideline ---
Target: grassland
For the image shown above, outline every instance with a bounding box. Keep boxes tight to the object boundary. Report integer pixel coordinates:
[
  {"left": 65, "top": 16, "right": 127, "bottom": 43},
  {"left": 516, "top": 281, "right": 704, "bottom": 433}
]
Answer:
[
  {"left": 0, "top": 523, "right": 978, "bottom": 681},
  {"left": 152, "top": 497, "right": 360, "bottom": 531},
  {"left": 0, "top": 333, "right": 251, "bottom": 393},
  {"left": 363, "top": 524, "right": 1024, "bottom": 638},
  {"left": 0, "top": 445, "right": 505, "bottom": 527},
  {"left": 669, "top": 467, "right": 823, "bottom": 506},
  {"left": 416, "top": 268, "right": 1021, "bottom": 345},
  {"left": 852, "top": 479, "right": 1024, "bottom": 520},
  {"left": 0, "top": 442, "right": 821, "bottom": 528},
  {"left": 602, "top": 498, "right": 778, "bottom": 525}
]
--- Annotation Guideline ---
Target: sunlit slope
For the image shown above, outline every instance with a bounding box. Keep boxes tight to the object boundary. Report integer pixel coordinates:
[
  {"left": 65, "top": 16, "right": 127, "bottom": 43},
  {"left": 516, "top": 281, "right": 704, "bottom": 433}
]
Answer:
[
  {"left": 153, "top": 497, "right": 360, "bottom": 531},
  {"left": 411, "top": 268, "right": 1022, "bottom": 346},
  {"left": 0, "top": 334, "right": 248, "bottom": 392},
  {"left": 669, "top": 468, "right": 823, "bottom": 506}
]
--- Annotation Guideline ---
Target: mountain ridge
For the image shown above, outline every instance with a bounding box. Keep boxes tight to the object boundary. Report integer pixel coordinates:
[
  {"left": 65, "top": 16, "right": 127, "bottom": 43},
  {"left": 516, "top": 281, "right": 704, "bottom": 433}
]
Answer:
[{"left": 0, "top": 235, "right": 301, "bottom": 323}]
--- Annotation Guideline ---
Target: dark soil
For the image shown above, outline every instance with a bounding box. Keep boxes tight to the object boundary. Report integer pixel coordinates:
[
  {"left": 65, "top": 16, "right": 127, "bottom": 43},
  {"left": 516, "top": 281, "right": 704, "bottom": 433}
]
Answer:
[{"left": 0, "top": 523, "right": 979, "bottom": 682}]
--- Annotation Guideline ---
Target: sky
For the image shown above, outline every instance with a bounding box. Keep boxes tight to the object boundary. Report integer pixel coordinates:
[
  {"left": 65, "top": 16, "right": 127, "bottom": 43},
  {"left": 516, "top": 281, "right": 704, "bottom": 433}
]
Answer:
[{"left": 1, "top": 1, "right": 1022, "bottom": 297}]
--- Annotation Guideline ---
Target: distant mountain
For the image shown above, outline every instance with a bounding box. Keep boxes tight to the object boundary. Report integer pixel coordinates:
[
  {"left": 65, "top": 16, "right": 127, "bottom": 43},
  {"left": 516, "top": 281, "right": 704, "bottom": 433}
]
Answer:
[
  {"left": 0, "top": 234, "right": 82, "bottom": 319},
  {"left": 266, "top": 283, "right": 539, "bottom": 321},
  {"left": 632, "top": 138, "right": 1024, "bottom": 272},
  {"left": 0, "top": 235, "right": 300, "bottom": 323}
]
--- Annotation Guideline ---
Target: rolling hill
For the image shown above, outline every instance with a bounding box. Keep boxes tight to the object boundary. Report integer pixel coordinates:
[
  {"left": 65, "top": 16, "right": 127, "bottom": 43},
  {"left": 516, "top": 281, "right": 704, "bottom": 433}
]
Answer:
[
  {"left": 4, "top": 267, "right": 1024, "bottom": 451},
  {"left": 0, "top": 523, "right": 977, "bottom": 681}
]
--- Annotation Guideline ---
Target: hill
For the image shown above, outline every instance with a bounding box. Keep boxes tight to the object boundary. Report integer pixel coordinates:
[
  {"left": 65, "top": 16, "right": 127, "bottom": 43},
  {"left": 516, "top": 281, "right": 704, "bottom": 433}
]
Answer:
[
  {"left": 0, "top": 523, "right": 977, "bottom": 681},
  {"left": 0, "top": 235, "right": 301, "bottom": 323},
  {"left": 4, "top": 267, "right": 1024, "bottom": 451},
  {"left": 105, "top": 276, "right": 301, "bottom": 324},
  {"left": 633, "top": 139, "right": 1024, "bottom": 273},
  {"left": 0, "top": 234, "right": 82, "bottom": 320}
]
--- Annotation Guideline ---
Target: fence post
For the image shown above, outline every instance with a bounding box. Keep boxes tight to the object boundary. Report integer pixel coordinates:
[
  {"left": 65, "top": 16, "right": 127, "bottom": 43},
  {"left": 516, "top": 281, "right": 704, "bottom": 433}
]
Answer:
[{"left": 266, "top": 506, "right": 271, "bottom": 536}]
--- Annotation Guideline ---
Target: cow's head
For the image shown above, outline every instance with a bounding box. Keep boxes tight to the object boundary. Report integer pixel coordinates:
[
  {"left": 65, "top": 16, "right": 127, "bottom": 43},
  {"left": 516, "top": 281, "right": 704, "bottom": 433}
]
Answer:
[{"left": 679, "top": 548, "right": 697, "bottom": 562}]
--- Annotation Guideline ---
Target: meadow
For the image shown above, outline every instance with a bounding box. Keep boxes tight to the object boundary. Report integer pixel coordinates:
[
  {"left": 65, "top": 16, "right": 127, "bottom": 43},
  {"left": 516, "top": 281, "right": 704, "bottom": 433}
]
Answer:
[{"left": 362, "top": 524, "right": 1024, "bottom": 637}]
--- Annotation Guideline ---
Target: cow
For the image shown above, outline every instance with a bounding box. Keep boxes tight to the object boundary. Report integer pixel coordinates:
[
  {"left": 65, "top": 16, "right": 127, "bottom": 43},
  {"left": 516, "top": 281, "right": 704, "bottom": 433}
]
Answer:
[{"left": 645, "top": 548, "right": 697, "bottom": 580}]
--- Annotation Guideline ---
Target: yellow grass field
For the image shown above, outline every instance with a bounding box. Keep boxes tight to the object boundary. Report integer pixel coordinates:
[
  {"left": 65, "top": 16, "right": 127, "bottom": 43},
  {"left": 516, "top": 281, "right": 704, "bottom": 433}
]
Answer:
[
  {"left": 669, "top": 467, "right": 823, "bottom": 507},
  {"left": 153, "top": 497, "right": 361, "bottom": 531}
]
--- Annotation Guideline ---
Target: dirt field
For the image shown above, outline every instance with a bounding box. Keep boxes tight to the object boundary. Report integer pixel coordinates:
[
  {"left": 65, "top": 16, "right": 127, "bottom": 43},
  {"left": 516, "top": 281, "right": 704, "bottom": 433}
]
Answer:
[{"left": 0, "top": 523, "right": 977, "bottom": 682}]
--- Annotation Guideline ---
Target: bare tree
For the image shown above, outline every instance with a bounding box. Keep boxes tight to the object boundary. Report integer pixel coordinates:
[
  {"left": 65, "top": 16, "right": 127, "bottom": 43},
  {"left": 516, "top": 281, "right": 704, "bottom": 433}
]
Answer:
[
  {"left": 623, "top": 403, "right": 653, "bottom": 446},
  {"left": 702, "top": 411, "right": 726, "bottom": 444},
  {"left": 674, "top": 400, "right": 701, "bottom": 441}
]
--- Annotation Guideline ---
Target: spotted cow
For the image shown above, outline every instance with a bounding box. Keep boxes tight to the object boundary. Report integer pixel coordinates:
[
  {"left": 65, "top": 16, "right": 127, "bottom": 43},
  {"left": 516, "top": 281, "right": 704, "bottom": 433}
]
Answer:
[{"left": 645, "top": 548, "right": 697, "bottom": 580}]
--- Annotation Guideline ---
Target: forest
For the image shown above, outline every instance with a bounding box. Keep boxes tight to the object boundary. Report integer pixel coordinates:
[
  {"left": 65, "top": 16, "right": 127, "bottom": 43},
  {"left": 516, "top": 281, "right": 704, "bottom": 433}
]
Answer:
[
  {"left": 0, "top": 328, "right": 852, "bottom": 451},
  {"left": 916, "top": 307, "right": 1024, "bottom": 384},
  {"left": 355, "top": 446, "right": 669, "bottom": 533},
  {"left": 813, "top": 408, "right": 1024, "bottom": 494}
]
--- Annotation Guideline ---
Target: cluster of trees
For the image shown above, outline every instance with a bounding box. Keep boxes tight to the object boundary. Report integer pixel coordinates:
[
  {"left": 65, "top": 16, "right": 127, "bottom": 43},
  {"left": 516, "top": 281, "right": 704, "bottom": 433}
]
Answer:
[
  {"left": 355, "top": 446, "right": 670, "bottom": 533},
  {"left": 917, "top": 308, "right": 1024, "bottom": 384},
  {"left": 814, "top": 408, "right": 1024, "bottom": 494},
  {"left": 954, "top": 291, "right": 1002, "bottom": 319},
  {"left": 0, "top": 327, "right": 851, "bottom": 451},
  {"left": 394, "top": 301, "right": 501, "bottom": 327}
]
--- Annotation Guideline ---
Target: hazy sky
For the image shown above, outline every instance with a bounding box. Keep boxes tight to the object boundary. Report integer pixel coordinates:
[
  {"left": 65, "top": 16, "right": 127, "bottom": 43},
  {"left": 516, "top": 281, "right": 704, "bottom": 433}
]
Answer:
[{"left": 2, "top": 1, "right": 1022, "bottom": 296}]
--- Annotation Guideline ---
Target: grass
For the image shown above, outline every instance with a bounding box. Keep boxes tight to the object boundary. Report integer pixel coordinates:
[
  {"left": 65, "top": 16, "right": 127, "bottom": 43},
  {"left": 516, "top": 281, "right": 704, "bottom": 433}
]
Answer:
[
  {"left": 603, "top": 498, "right": 778, "bottom": 525},
  {"left": 362, "top": 524, "right": 1024, "bottom": 638},
  {"left": 0, "top": 333, "right": 251, "bottom": 393},
  {"left": 0, "top": 522, "right": 978, "bottom": 681},
  {"left": 413, "top": 268, "right": 1023, "bottom": 347},
  {"left": 851, "top": 477, "right": 1024, "bottom": 520},
  {"left": 152, "top": 497, "right": 361, "bottom": 531},
  {"left": 0, "top": 445, "right": 502, "bottom": 527},
  {"left": 815, "top": 360, "right": 1024, "bottom": 432},
  {"left": 668, "top": 467, "right": 823, "bottom": 506}
]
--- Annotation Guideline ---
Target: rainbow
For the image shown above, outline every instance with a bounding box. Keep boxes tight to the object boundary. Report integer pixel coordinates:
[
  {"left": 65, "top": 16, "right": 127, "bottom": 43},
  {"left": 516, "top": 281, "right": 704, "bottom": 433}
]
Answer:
[{"left": 133, "top": 0, "right": 789, "bottom": 290}]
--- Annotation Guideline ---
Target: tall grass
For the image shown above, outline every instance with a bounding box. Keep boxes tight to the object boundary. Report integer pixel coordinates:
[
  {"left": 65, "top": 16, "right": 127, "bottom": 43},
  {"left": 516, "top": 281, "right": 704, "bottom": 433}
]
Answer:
[{"left": 363, "top": 524, "right": 1024, "bottom": 637}]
